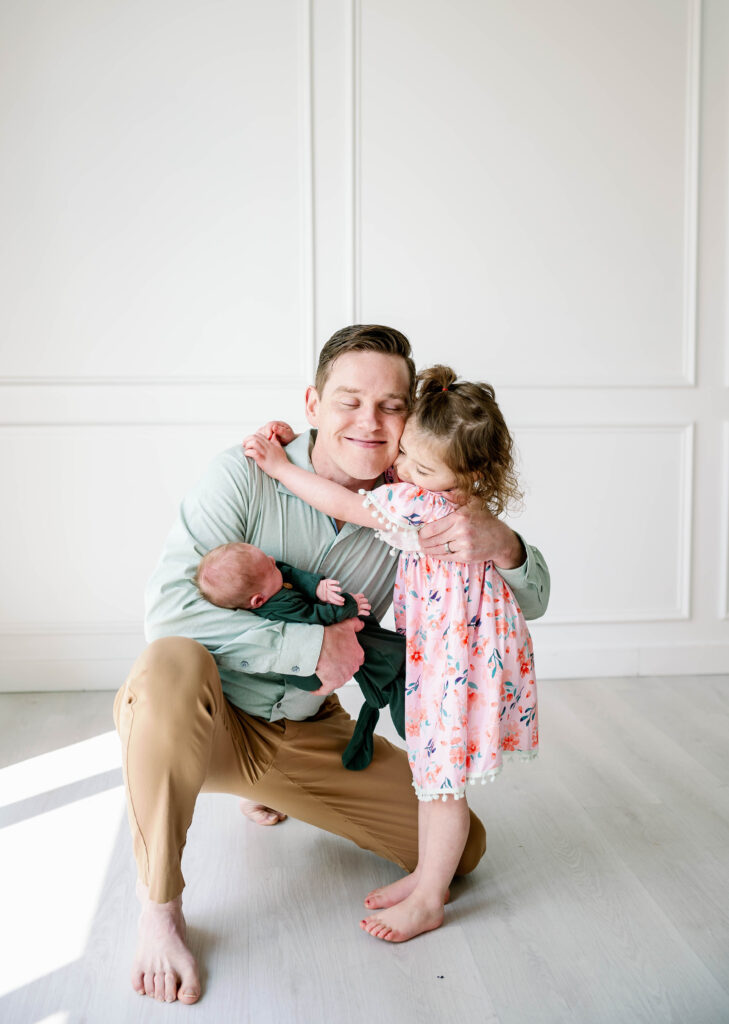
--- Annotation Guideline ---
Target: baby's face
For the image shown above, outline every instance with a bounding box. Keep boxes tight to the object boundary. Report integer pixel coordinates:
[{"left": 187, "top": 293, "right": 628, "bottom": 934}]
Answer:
[{"left": 248, "top": 547, "right": 283, "bottom": 604}]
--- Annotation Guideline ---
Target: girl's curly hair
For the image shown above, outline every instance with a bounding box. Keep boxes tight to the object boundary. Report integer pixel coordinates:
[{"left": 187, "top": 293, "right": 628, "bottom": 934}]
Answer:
[{"left": 412, "top": 365, "right": 522, "bottom": 517}]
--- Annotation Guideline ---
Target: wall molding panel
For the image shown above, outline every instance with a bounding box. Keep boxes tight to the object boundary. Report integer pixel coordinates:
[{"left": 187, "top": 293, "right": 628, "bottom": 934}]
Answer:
[
  {"left": 346, "top": 0, "right": 361, "bottom": 325},
  {"left": 512, "top": 423, "right": 694, "bottom": 625},
  {"left": 0, "top": 1, "right": 316, "bottom": 388},
  {"left": 355, "top": 0, "right": 703, "bottom": 389},
  {"left": 680, "top": 0, "right": 702, "bottom": 387}
]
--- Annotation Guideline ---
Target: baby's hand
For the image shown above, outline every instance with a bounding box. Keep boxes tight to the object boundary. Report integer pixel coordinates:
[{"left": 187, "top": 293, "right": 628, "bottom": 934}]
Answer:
[
  {"left": 243, "top": 433, "right": 289, "bottom": 477},
  {"left": 353, "top": 593, "right": 371, "bottom": 617},
  {"left": 256, "top": 420, "right": 298, "bottom": 445},
  {"left": 316, "top": 578, "right": 345, "bottom": 605}
]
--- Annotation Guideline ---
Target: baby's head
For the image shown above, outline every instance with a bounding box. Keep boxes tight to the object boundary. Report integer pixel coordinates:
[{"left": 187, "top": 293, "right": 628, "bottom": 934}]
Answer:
[
  {"left": 395, "top": 365, "right": 522, "bottom": 517},
  {"left": 194, "top": 542, "right": 283, "bottom": 610}
]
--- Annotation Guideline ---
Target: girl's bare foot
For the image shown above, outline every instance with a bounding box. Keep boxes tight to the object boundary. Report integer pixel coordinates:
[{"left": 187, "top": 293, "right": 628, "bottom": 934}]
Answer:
[
  {"left": 364, "top": 873, "right": 450, "bottom": 910},
  {"left": 364, "top": 872, "right": 417, "bottom": 909},
  {"left": 132, "top": 881, "right": 200, "bottom": 1004},
  {"left": 239, "top": 798, "right": 287, "bottom": 825},
  {"left": 360, "top": 892, "right": 445, "bottom": 943}
]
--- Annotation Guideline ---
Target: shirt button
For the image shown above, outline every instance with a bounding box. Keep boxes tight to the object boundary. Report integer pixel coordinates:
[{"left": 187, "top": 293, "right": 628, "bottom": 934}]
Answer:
[
  {"left": 241, "top": 660, "right": 249, "bottom": 668},
  {"left": 276, "top": 701, "right": 283, "bottom": 709},
  {"left": 291, "top": 665, "right": 300, "bottom": 672}
]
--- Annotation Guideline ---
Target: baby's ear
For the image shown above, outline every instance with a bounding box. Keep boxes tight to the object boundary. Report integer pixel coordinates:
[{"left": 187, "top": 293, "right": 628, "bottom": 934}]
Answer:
[{"left": 249, "top": 593, "right": 266, "bottom": 609}]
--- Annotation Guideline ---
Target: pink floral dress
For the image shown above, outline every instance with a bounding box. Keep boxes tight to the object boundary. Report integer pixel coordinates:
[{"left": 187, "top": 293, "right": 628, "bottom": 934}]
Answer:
[{"left": 361, "top": 482, "right": 538, "bottom": 801}]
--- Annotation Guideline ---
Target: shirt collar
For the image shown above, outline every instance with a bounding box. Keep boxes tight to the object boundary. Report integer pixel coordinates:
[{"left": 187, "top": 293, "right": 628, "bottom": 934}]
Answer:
[{"left": 275, "top": 431, "right": 386, "bottom": 536}]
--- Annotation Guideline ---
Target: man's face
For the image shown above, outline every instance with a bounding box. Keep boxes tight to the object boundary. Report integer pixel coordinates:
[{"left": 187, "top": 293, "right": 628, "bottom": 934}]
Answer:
[{"left": 306, "top": 351, "right": 411, "bottom": 487}]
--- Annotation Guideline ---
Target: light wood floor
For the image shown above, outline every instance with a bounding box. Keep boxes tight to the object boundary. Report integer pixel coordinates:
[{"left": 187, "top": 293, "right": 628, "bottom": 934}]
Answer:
[{"left": 1, "top": 677, "right": 728, "bottom": 1024}]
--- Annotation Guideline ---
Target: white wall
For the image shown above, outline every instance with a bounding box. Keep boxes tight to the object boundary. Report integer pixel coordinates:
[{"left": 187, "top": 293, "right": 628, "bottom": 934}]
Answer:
[{"left": 1, "top": 0, "right": 727, "bottom": 690}]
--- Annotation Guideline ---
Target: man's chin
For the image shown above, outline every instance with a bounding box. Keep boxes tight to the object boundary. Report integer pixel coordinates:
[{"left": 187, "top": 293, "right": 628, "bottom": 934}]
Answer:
[{"left": 338, "top": 450, "right": 391, "bottom": 484}]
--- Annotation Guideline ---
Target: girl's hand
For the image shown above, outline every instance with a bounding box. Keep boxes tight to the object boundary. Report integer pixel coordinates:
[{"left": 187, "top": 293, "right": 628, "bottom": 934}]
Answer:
[
  {"left": 256, "top": 420, "right": 298, "bottom": 445},
  {"left": 316, "top": 578, "right": 345, "bottom": 605},
  {"left": 243, "top": 433, "right": 290, "bottom": 478},
  {"left": 352, "top": 593, "right": 371, "bottom": 617}
]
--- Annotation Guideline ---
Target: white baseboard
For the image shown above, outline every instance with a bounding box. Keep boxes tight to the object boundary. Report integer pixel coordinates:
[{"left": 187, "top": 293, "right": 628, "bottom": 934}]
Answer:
[
  {"left": 0, "top": 629, "right": 144, "bottom": 692},
  {"left": 0, "top": 632, "right": 726, "bottom": 692},
  {"left": 535, "top": 643, "right": 729, "bottom": 679}
]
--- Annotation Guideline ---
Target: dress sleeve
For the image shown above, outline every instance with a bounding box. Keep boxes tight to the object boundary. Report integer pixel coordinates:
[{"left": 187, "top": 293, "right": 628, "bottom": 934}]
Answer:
[{"left": 359, "top": 482, "right": 451, "bottom": 555}]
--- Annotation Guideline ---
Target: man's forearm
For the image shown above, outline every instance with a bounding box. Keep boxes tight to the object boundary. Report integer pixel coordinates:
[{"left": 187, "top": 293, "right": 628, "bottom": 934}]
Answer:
[{"left": 491, "top": 522, "right": 526, "bottom": 570}]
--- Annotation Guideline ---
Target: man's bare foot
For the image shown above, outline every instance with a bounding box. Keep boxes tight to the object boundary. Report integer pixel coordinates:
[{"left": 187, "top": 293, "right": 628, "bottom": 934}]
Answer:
[
  {"left": 239, "top": 798, "right": 287, "bottom": 825},
  {"left": 364, "top": 873, "right": 450, "bottom": 910},
  {"left": 360, "top": 892, "right": 445, "bottom": 943},
  {"left": 131, "top": 880, "right": 200, "bottom": 1004}
]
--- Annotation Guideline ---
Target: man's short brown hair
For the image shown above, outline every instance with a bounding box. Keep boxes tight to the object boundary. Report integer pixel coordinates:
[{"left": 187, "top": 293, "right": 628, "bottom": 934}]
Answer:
[{"left": 314, "top": 325, "right": 417, "bottom": 404}]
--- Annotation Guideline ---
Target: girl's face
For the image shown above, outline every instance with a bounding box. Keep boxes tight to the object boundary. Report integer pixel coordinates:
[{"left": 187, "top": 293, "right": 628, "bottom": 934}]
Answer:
[{"left": 394, "top": 419, "right": 459, "bottom": 494}]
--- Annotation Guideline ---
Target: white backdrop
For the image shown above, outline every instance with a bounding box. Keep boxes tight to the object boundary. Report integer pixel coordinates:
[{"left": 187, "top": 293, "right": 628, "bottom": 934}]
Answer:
[{"left": 1, "top": 0, "right": 727, "bottom": 690}]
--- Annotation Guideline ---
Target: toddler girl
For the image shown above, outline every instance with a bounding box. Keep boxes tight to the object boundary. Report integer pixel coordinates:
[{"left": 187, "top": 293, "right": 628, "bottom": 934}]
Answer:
[{"left": 244, "top": 365, "right": 538, "bottom": 943}]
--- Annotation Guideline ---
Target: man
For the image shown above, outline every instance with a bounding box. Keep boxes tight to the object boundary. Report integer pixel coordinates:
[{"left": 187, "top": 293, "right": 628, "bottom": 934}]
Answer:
[{"left": 115, "top": 325, "right": 550, "bottom": 1004}]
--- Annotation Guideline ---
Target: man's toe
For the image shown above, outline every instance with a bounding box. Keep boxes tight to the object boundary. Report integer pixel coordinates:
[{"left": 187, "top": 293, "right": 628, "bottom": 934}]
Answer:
[
  {"left": 179, "top": 967, "right": 200, "bottom": 1004},
  {"left": 164, "top": 971, "right": 177, "bottom": 1002}
]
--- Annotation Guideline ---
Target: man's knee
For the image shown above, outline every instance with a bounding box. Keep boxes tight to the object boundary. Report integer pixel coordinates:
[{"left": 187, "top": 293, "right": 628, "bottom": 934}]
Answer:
[
  {"left": 456, "top": 809, "right": 487, "bottom": 876},
  {"left": 116, "top": 637, "right": 220, "bottom": 729},
  {"left": 137, "top": 636, "right": 217, "bottom": 683}
]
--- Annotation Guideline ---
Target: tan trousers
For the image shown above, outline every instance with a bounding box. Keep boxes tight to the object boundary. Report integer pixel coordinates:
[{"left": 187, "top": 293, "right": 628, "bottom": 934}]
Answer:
[{"left": 114, "top": 636, "right": 486, "bottom": 903}]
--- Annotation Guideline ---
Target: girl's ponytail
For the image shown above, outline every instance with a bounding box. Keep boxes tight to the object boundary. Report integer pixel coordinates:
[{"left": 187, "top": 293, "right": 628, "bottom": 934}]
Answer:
[{"left": 415, "top": 364, "right": 458, "bottom": 398}]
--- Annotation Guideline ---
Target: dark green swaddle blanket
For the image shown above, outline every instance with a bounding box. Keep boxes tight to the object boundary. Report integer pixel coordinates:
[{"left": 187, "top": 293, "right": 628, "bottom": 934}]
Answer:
[{"left": 251, "top": 561, "right": 405, "bottom": 770}]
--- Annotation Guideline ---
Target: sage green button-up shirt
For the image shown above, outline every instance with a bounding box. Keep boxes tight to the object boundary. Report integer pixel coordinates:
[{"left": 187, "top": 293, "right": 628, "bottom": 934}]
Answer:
[{"left": 145, "top": 432, "right": 550, "bottom": 722}]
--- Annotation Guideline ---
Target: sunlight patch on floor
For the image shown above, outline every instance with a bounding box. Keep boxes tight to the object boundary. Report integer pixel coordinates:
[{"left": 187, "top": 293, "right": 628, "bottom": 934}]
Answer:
[
  {"left": 0, "top": 781, "right": 125, "bottom": 997},
  {"left": 0, "top": 731, "right": 121, "bottom": 807}
]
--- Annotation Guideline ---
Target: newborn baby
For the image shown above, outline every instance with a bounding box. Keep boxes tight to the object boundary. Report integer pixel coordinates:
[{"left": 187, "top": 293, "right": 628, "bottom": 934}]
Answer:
[{"left": 195, "top": 542, "right": 406, "bottom": 769}]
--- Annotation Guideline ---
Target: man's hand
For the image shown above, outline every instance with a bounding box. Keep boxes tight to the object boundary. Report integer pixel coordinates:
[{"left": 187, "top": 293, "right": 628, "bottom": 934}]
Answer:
[
  {"left": 243, "top": 433, "right": 290, "bottom": 478},
  {"left": 312, "top": 618, "right": 365, "bottom": 695},
  {"left": 352, "top": 593, "right": 371, "bottom": 617},
  {"left": 316, "top": 577, "right": 345, "bottom": 605},
  {"left": 418, "top": 500, "right": 526, "bottom": 568},
  {"left": 256, "top": 420, "right": 298, "bottom": 445}
]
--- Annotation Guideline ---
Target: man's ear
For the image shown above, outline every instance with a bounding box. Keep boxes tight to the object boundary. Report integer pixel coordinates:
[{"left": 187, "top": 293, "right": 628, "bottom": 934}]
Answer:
[
  {"left": 304, "top": 385, "right": 320, "bottom": 427},
  {"left": 249, "top": 593, "right": 266, "bottom": 610}
]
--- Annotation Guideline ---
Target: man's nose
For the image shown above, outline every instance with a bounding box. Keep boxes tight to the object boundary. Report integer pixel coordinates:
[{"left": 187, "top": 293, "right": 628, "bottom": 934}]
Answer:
[{"left": 355, "top": 403, "right": 381, "bottom": 431}]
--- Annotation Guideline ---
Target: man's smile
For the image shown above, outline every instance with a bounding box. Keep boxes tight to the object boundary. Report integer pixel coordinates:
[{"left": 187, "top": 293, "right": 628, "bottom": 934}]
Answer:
[{"left": 344, "top": 437, "right": 386, "bottom": 448}]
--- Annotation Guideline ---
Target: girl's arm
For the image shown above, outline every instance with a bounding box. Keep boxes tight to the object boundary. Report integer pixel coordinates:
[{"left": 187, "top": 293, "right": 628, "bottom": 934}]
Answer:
[{"left": 243, "top": 434, "right": 376, "bottom": 529}]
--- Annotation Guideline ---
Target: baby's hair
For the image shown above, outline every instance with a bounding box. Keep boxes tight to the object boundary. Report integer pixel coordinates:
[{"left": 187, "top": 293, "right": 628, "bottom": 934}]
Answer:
[
  {"left": 194, "top": 542, "right": 260, "bottom": 610},
  {"left": 413, "top": 365, "right": 522, "bottom": 517}
]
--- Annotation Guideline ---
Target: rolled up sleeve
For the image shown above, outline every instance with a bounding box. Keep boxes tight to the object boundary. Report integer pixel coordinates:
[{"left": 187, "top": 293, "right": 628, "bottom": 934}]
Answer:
[{"left": 496, "top": 537, "right": 551, "bottom": 620}]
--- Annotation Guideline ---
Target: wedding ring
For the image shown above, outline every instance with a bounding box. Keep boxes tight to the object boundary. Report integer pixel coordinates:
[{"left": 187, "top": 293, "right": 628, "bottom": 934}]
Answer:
[{"left": 444, "top": 541, "right": 452, "bottom": 555}]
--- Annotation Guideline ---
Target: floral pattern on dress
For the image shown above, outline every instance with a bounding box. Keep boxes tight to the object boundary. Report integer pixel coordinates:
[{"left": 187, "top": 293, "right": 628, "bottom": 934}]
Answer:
[{"left": 363, "top": 482, "right": 538, "bottom": 801}]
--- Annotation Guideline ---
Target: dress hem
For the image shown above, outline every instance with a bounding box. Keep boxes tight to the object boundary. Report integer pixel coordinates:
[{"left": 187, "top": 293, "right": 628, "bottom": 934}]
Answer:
[{"left": 412, "top": 748, "right": 539, "bottom": 801}]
